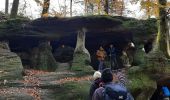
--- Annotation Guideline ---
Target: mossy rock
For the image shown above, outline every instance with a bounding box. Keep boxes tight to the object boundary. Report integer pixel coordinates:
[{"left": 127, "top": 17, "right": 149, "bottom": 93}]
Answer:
[
  {"left": 133, "top": 46, "right": 146, "bottom": 66},
  {"left": 30, "top": 42, "right": 58, "bottom": 71},
  {"left": 128, "top": 71, "right": 156, "bottom": 100},
  {"left": 54, "top": 81, "right": 91, "bottom": 100},
  {"left": 0, "top": 49, "right": 23, "bottom": 80},
  {"left": 71, "top": 52, "right": 93, "bottom": 72}
]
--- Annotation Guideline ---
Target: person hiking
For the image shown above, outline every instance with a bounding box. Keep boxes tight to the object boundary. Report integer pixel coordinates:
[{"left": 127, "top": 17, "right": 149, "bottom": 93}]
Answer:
[
  {"left": 89, "top": 71, "right": 103, "bottom": 100},
  {"left": 92, "top": 68, "right": 134, "bottom": 100},
  {"left": 109, "top": 44, "right": 118, "bottom": 70},
  {"left": 121, "top": 41, "right": 135, "bottom": 68},
  {"left": 96, "top": 46, "right": 107, "bottom": 71},
  {"left": 162, "top": 86, "right": 170, "bottom": 100},
  {"left": 167, "top": 8, "right": 170, "bottom": 17}
]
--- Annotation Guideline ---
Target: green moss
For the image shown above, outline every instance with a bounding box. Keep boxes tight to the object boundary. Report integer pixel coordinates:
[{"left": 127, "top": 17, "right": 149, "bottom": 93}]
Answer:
[
  {"left": 0, "top": 18, "right": 29, "bottom": 36},
  {"left": 128, "top": 72, "right": 156, "bottom": 99},
  {"left": 38, "top": 43, "right": 58, "bottom": 71},
  {"left": 133, "top": 47, "right": 146, "bottom": 66},
  {"left": 71, "top": 52, "right": 93, "bottom": 72},
  {"left": 54, "top": 81, "right": 91, "bottom": 100}
]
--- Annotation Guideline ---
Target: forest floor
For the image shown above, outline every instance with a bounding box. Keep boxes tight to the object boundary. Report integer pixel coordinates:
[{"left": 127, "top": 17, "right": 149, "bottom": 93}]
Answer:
[{"left": 0, "top": 63, "right": 94, "bottom": 100}]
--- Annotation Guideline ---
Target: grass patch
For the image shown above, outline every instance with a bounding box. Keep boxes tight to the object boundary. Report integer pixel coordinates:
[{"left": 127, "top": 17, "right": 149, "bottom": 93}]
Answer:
[
  {"left": 54, "top": 81, "right": 91, "bottom": 100},
  {"left": 128, "top": 72, "right": 156, "bottom": 98}
]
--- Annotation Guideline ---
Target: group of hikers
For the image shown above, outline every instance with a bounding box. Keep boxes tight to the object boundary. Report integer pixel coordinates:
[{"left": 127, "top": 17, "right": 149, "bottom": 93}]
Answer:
[
  {"left": 89, "top": 69, "right": 170, "bottom": 100},
  {"left": 90, "top": 43, "right": 135, "bottom": 100},
  {"left": 96, "top": 43, "right": 133, "bottom": 71},
  {"left": 96, "top": 44, "right": 118, "bottom": 71},
  {"left": 89, "top": 68, "right": 133, "bottom": 100},
  {"left": 90, "top": 42, "right": 170, "bottom": 100}
]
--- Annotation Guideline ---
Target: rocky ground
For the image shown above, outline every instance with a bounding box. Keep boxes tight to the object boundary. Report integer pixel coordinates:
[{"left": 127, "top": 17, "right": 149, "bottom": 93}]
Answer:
[{"left": 0, "top": 63, "right": 93, "bottom": 100}]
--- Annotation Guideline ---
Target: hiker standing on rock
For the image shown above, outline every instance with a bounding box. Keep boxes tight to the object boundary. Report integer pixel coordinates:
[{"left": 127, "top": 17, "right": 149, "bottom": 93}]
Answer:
[
  {"left": 92, "top": 68, "right": 134, "bottom": 100},
  {"left": 96, "top": 46, "right": 107, "bottom": 72},
  {"left": 109, "top": 44, "right": 118, "bottom": 70}
]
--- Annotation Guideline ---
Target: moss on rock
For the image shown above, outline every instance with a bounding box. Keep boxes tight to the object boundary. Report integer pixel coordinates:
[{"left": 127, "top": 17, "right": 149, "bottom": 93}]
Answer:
[
  {"left": 71, "top": 52, "right": 93, "bottom": 72},
  {"left": 0, "top": 42, "right": 23, "bottom": 80},
  {"left": 128, "top": 70, "right": 157, "bottom": 100}
]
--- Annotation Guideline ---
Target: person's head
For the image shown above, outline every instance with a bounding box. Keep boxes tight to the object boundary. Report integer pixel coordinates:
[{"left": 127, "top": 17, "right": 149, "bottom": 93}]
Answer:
[
  {"left": 110, "top": 44, "right": 113, "bottom": 48},
  {"left": 101, "top": 68, "right": 113, "bottom": 83},
  {"left": 61, "top": 44, "right": 65, "bottom": 48},
  {"left": 93, "top": 71, "right": 101, "bottom": 80},
  {"left": 129, "top": 42, "right": 135, "bottom": 48},
  {"left": 99, "top": 46, "right": 104, "bottom": 51},
  {"left": 168, "top": 8, "right": 170, "bottom": 14}
]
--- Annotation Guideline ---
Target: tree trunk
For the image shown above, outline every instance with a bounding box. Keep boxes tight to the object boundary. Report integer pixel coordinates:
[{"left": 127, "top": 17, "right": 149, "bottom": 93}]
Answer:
[
  {"left": 74, "top": 28, "right": 90, "bottom": 59},
  {"left": 104, "top": 0, "right": 109, "bottom": 14},
  {"left": 147, "top": 0, "right": 151, "bottom": 18},
  {"left": 166, "top": 16, "right": 170, "bottom": 57},
  {"left": 157, "top": 0, "right": 169, "bottom": 57},
  {"left": 70, "top": 0, "right": 72, "bottom": 17},
  {"left": 41, "top": 0, "right": 50, "bottom": 17},
  {"left": 89, "top": 3, "right": 94, "bottom": 14},
  {"left": 84, "top": 0, "right": 88, "bottom": 15},
  {"left": 5, "top": 0, "right": 9, "bottom": 15},
  {"left": 10, "top": 0, "right": 19, "bottom": 18},
  {"left": 120, "top": 0, "right": 124, "bottom": 16},
  {"left": 97, "top": 0, "right": 101, "bottom": 14}
]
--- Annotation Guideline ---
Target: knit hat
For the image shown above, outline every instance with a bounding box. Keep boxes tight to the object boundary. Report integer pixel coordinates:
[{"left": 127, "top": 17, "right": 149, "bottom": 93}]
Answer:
[
  {"left": 101, "top": 68, "right": 113, "bottom": 83},
  {"left": 93, "top": 71, "right": 101, "bottom": 80}
]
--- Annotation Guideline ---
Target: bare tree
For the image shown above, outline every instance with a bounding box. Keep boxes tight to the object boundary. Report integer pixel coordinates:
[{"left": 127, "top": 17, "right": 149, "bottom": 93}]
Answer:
[
  {"left": 104, "top": 0, "right": 109, "bottom": 14},
  {"left": 41, "top": 0, "right": 50, "bottom": 17},
  {"left": 70, "top": 0, "right": 72, "bottom": 17},
  {"left": 10, "top": 0, "right": 20, "bottom": 18},
  {"left": 5, "top": 0, "right": 9, "bottom": 15},
  {"left": 156, "top": 0, "right": 168, "bottom": 57}
]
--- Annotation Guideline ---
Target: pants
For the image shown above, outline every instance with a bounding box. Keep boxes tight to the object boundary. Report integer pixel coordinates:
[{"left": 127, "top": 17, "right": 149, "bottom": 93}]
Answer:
[
  {"left": 98, "top": 60, "right": 104, "bottom": 71},
  {"left": 110, "top": 56, "right": 118, "bottom": 70}
]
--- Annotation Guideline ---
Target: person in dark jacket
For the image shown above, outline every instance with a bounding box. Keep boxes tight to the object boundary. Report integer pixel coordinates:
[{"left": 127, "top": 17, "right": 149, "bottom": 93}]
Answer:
[
  {"left": 89, "top": 71, "right": 103, "bottom": 100},
  {"left": 162, "top": 86, "right": 170, "bottom": 100},
  {"left": 109, "top": 44, "right": 118, "bottom": 70},
  {"left": 92, "top": 68, "right": 134, "bottom": 100}
]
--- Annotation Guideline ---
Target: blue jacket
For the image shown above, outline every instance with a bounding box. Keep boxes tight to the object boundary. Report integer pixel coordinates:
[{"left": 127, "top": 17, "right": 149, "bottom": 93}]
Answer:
[
  {"left": 103, "top": 82, "right": 134, "bottom": 100},
  {"left": 162, "top": 86, "right": 170, "bottom": 97}
]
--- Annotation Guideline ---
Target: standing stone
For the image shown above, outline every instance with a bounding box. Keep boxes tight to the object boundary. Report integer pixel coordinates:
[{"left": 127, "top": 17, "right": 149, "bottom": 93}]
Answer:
[
  {"left": 0, "top": 41, "right": 23, "bottom": 79},
  {"left": 72, "top": 28, "right": 93, "bottom": 71},
  {"left": 31, "top": 41, "right": 58, "bottom": 71}
]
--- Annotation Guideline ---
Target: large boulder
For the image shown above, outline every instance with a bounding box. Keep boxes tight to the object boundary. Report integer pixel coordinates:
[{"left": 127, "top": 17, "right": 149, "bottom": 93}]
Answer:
[
  {"left": 30, "top": 41, "right": 58, "bottom": 71},
  {"left": 71, "top": 52, "right": 93, "bottom": 72},
  {"left": 0, "top": 41, "right": 23, "bottom": 80},
  {"left": 128, "top": 67, "right": 157, "bottom": 100}
]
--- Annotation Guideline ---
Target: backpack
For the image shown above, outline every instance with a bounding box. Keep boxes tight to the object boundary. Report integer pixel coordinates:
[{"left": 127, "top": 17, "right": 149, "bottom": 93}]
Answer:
[
  {"left": 103, "top": 84, "right": 127, "bottom": 100},
  {"left": 162, "top": 86, "right": 170, "bottom": 97}
]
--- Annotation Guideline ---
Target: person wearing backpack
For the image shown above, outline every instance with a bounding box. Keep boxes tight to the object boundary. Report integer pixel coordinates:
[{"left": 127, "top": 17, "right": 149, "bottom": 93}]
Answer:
[
  {"left": 92, "top": 68, "right": 134, "bottom": 100},
  {"left": 89, "top": 71, "right": 103, "bottom": 100},
  {"left": 162, "top": 86, "right": 170, "bottom": 100}
]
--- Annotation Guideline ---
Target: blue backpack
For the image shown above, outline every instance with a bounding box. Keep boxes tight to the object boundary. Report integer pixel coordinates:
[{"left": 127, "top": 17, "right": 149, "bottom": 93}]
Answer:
[
  {"left": 103, "top": 83, "right": 127, "bottom": 100},
  {"left": 162, "top": 86, "right": 170, "bottom": 97}
]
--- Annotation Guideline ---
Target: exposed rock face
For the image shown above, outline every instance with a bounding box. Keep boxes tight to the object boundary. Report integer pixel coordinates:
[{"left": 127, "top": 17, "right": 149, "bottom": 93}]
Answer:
[
  {"left": 72, "top": 28, "right": 92, "bottom": 71},
  {"left": 71, "top": 52, "right": 93, "bottom": 71},
  {"left": 30, "top": 41, "right": 58, "bottom": 71},
  {"left": 0, "top": 41, "right": 23, "bottom": 79},
  {"left": 128, "top": 67, "right": 157, "bottom": 100}
]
